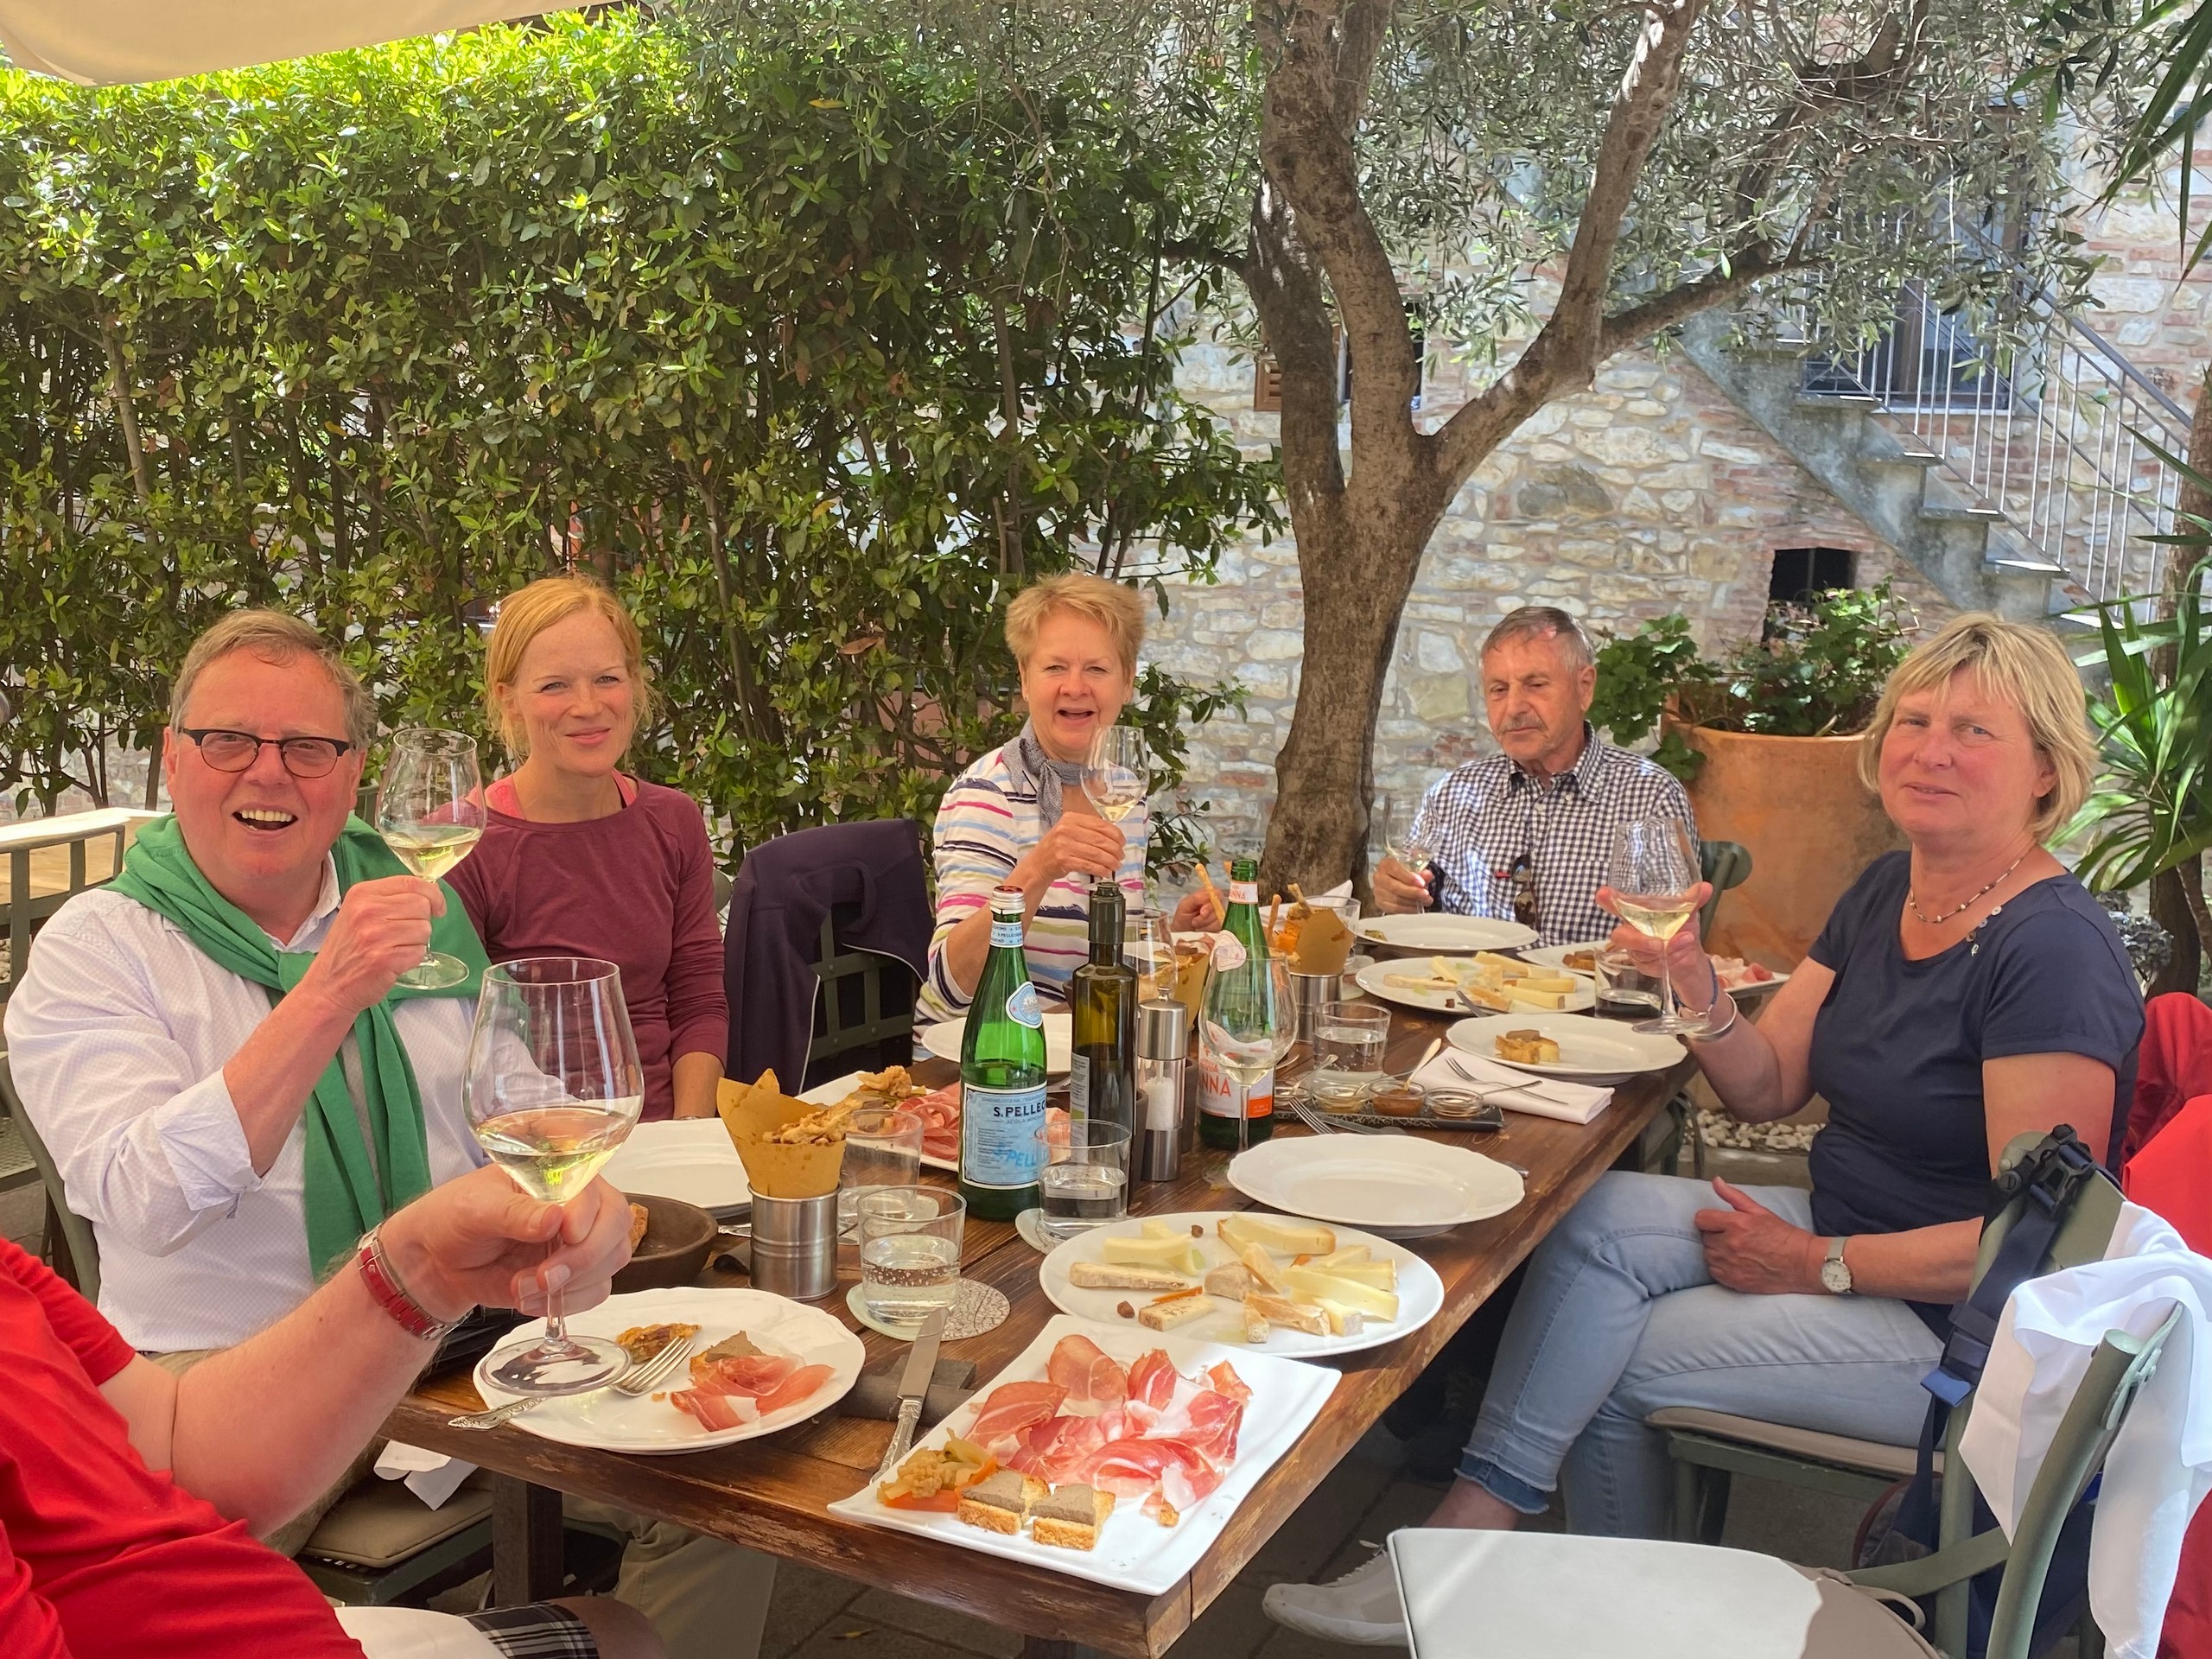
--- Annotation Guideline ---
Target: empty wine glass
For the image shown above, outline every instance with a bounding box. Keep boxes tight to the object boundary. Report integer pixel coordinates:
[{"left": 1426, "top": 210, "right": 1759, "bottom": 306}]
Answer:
[
  {"left": 1084, "top": 725, "right": 1150, "bottom": 825},
  {"left": 1200, "top": 954, "right": 1297, "bottom": 1154},
  {"left": 1606, "top": 816, "right": 1707, "bottom": 1037},
  {"left": 465, "top": 957, "right": 645, "bottom": 1395},
  {"left": 377, "top": 728, "right": 486, "bottom": 989}
]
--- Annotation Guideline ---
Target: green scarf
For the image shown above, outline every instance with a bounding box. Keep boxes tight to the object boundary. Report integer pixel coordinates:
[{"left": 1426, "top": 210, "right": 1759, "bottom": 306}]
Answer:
[{"left": 109, "top": 814, "right": 489, "bottom": 1275}]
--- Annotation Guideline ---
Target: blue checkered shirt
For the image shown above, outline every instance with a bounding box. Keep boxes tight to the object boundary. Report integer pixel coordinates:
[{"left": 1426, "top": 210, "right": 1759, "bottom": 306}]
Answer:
[{"left": 1414, "top": 725, "right": 1700, "bottom": 948}]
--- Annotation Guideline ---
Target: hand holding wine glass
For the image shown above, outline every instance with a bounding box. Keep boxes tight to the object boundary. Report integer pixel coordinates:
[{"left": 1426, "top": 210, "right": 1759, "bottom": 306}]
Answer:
[
  {"left": 1605, "top": 817, "right": 1707, "bottom": 1037},
  {"left": 1199, "top": 954, "right": 1296, "bottom": 1154},
  {"left": 1374, "top": 791, "right": 1436, "bottom": 912},
  {"left": 376, "top": 728, "right": 486, "bottom": 990},
  {"left": 464, "top": 957, "right": 645, "bottom": 1395},
  {"left": 1084, "top": 726, "right": 1149, "bottom": 824}
]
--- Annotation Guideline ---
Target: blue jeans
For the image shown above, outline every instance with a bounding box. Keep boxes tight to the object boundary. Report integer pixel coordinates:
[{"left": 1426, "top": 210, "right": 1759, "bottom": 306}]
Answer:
[{"left": 1459, "top": 1171, "right": 1943, "bottom": 1536}]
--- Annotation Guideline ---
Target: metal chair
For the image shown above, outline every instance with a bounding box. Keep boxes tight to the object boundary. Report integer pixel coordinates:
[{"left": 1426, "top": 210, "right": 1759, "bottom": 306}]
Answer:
[
  {"left": 1395, "top": 1299, "right": 2177, "bottom": 1659},
  {"left": 804, "top": 912, "right": 922, "bottom": 1090},
  {"left": 1699, "top": 837, "right": 1752, "bottom": 938},
  {"left": 1651, "top": 1134, "right": 2127, "bottom": 1651}
]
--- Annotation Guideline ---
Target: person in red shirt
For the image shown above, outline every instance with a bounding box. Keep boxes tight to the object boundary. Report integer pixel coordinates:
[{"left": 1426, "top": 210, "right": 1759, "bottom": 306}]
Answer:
[
  {"left": 449, "top": 575, "right": 727, "bottom": 1123},
  {"left": 0, "top": 1160, "right": 655, "bottom": 1659}
]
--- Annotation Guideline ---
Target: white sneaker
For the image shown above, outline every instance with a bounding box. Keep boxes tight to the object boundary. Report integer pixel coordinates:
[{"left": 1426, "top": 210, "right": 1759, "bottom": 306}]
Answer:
[{"left": 1262, "top": 1550, "right": 1408, "bottom": 1647}]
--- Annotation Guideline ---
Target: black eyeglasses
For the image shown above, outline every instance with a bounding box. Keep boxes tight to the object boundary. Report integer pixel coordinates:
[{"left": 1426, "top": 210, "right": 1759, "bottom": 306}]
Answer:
[{"left": 177, "top": 727, "right": 354, "bottom": 779}]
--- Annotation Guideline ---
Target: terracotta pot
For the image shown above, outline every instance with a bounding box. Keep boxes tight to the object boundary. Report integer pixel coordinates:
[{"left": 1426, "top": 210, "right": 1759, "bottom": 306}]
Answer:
[{"left": 1675, "top": 721, "right": 1906, "bottom": 969}]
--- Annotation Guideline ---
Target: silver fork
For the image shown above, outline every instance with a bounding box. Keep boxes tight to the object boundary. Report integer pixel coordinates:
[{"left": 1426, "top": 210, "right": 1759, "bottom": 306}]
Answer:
[
  {"left": 1287, "top": 1092, "right": 1403, "bottom": 1136},
  {"left": 448, "top": 1332, "right": 702, "bottom": 1430}
]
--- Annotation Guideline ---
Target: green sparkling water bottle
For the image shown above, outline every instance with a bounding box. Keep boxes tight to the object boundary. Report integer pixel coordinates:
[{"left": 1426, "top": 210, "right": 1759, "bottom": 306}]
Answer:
[{"left": 958, "top": 886, "right": 1049, "bottom": 1220}]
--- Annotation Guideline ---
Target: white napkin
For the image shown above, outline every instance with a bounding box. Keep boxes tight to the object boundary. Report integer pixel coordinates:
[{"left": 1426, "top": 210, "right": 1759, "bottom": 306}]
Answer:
[
  {"left": 1410, "top": 1049, "right": 1612, "bottom": 1124},
  {"left": 372, "top": 1442, "right": 477, "bottom": 1510}
]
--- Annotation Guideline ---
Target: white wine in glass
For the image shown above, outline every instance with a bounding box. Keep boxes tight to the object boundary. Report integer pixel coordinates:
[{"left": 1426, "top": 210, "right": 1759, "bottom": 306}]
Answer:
[
  {"left": 1084, "top": 725, "right": 1150, "bottom": 824},
  {"left": 1377, "top": 791, "right": 1434, "bottom": 874},
  {"left": 377, "top": 728, "right": 486, "bottom": 989},
  {"left": 1606, "top": 816, "right": 1707, "bottom": 1037},
  {"left": 465, "top": 957, "right": 645, "bottom": 1396}
]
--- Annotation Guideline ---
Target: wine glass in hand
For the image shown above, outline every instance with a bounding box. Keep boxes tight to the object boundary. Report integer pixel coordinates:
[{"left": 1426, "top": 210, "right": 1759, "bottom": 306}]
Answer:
[
  {"left": 465, "top": 957, "right": 645, "bottom": 1395},
  {"left": 1376, "top": 791, "right": 1435, "bottom": 906},
  {"left": 1084, "top": 726, "right": 1149, "bottom": 823},
  {"left": 1200, "top": 955, "right": 1296, "bottom": 1154},
  {"left": 377, "top": 728, "right": 486, "bottom": 989},
  {"left": 1606, "top": 816, "right": 1707, "bottom": 1037}
]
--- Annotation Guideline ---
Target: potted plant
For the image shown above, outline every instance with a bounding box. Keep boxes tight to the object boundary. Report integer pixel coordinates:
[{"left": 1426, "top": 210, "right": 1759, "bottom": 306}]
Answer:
[{"left": 1588, "top": 588, "right": 1916, "bottom": 964}]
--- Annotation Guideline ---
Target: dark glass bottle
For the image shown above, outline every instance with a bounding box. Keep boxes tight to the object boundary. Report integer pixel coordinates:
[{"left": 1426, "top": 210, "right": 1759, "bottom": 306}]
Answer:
[{"left": 1069, "top": 881, "right": 1137, "bottom": 1137}]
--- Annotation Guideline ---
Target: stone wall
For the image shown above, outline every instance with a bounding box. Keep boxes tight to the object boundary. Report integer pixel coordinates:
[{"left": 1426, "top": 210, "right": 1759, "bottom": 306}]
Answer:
[{"left": 1145, "top": 338, "right": 1957, "bottom": 861}]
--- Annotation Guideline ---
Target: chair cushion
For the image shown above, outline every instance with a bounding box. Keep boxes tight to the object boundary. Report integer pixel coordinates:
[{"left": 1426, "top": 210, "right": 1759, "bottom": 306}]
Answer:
[
  {"left": 1390, "top": 1529, "right": 1941, "bottom": 1659},
  {"left": 299, "top": 1473, "right": 493, "bottom": 1570},
  {"left": 1646, "top": 1407, "right": 1938, "bottom": 1480}
]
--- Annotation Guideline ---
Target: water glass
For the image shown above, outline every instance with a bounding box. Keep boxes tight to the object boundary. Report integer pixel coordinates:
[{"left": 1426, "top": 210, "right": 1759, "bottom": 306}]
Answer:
[
  {"left": 1593, "top": 944, "right": 1662, "bottom": 1020},
  {"left": 838, "top": 1106, "right": 925, "bottom": 1223},
  {"left": 1314, "top": 1001, "right": 1390, "bottom": 1079},
  {"left": 857, "top": 1186, "right": 964, "bottom": 1326},
  {"left": 1038, "top": 1121, "right": 1132, "bottom": 1242},
  {"left": 1306, "top": 893, "right": 1363, "bottom": 927}
]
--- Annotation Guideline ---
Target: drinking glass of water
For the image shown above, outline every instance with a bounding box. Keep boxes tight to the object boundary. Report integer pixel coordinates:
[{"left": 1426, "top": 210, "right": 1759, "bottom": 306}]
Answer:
[
  {"left": 838, "top": 1106, "right": 925, "bottom": 1224},
  {"left": 857, "top": 1186, "right": 964, "bottom": 1326},
  {"left": 1038, "top": 1121, "right": 1131, "bottom": 1242},
  {"left": 1314, "top": 1001, "right": 1390, "bottom": 1080}
]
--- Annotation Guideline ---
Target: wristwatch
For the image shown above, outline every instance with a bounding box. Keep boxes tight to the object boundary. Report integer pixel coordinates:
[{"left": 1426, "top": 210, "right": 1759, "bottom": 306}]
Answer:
[{"left": 1819, "top": 1236, "right": 1855, "bottom": 1296}]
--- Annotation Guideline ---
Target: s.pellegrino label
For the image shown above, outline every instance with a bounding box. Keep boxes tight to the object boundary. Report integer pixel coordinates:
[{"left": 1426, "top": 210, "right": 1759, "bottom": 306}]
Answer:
[{"left": 960, "top": 885, "right": 1050, "bottom": 1220}]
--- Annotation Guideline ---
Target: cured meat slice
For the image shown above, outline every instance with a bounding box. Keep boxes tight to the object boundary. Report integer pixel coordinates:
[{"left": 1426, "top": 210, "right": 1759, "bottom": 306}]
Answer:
[
  {"left": 1046, "top": 1333, "right": 1128, "bottom": 1413},
  {"left": 668, "top": 1389, "right": 762, "bottom": 1433},
  {"left": 690, "top": 1351, "right": 800, "bottom": 1397},
  {"left": 968, "top": 1380, "right": 1068, "bottom": 1457},
  {"left": 749, "top": 1362, "right": 834, "bottom": 1418},
  {"left": 1004, "top": 1412, "right": 1107, "bottom": 1484},
  {"left": 912, "top": 1084, "right": 961, "bottom": 1164},
  {"left": 1179, "top": 1389, "right": 1244, "bottom": 1465},
  {"left": 1126, "top": 1349, "right": 1178, "bottom": 1414},
  {"left": 1205, "top": 1361, "right": 1252, "bottom": 1406},
  {"left": 1084, "top": 1434, "right": 1221, "bottom": 1503}
]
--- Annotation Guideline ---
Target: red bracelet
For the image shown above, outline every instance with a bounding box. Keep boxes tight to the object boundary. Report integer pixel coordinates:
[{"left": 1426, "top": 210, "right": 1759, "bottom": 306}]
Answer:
[{"left": 355, "top": 1228, "right": 459, "bottom": 1342}]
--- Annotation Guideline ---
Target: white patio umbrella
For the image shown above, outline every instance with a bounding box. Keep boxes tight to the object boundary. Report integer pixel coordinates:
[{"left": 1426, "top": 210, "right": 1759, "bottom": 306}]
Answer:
[{"left": 0, "top": 0, "right": 548, "bottom": 85}]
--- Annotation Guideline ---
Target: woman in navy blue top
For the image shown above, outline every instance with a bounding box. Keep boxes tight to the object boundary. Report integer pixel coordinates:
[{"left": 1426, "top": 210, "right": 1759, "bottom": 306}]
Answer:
[{"left": 1266, "top": 615, "right": 2142, "bottom": 1645}]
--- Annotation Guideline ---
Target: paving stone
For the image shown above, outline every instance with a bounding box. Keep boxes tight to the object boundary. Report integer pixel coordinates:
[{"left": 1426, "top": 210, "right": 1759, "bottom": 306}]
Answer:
[
  {"left": 760, "top": 1560, "right": 865, "bottom": 1659},
  {"left": 1166, "top": 1581, "right": 1275, "bottom": 1659},
  {"left": 845, "top": 1587, "right": 1025, "bottom": 1658}
]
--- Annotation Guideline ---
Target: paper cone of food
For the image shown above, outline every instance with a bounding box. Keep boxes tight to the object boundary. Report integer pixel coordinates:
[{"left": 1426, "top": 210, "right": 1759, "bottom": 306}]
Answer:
[
  {"left": 715, "top": 1071, "right": 847, "bottom": 1198},
  {"left": 1290, "top": 906, "right": 1353, "bottom": 976}
]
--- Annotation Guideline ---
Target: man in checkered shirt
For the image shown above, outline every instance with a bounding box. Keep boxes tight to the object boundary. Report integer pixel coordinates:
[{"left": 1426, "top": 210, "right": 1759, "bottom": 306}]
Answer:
[{"left": 1372, "top": 607, "right": 1698, "bottom": 948}]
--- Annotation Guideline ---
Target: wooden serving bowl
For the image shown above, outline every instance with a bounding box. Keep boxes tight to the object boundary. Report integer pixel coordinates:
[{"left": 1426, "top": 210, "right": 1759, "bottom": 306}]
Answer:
[{"left": 613, "top": 1192, "right": 718, "bottom": 1294}]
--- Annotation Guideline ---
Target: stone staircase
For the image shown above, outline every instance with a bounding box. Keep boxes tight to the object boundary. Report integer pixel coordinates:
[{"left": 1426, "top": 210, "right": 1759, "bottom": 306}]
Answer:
[
  {"left": 1680, "top": 310, "right": 2069, "bottom": 620},
  {"left": 1678, "top": 238, "right": 2193, "bottom": 621}
]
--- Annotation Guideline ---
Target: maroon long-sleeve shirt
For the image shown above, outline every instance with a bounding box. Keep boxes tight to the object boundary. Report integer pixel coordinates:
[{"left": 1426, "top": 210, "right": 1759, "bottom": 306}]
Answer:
[{"left": 448, "top": 779, "right": 728, "bottom": 1122}]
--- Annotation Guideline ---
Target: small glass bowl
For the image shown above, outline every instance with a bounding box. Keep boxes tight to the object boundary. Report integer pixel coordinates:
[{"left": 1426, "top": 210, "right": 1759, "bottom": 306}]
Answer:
[
  {"left": 1426, "top": 1090, "right": 1489, "bottom": 1120},
  {"left": 1368, "top": 1083, "right": 1428, "bottom": 1119},
  {"left": 1308, "top": 1074, "right": 1373, "bottom": 1115}
]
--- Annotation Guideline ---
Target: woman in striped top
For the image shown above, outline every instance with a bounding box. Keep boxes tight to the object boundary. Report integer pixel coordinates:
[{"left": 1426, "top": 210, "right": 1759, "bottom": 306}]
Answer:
[{"left": 920, "top": 574, "right": 1219, "bottom": 1021}]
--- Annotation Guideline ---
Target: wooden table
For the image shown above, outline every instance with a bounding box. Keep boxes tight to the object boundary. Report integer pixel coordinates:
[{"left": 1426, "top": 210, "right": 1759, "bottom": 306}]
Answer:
[{"left": 386, "top": 1007, "right": 1695, "bottom": 1656}]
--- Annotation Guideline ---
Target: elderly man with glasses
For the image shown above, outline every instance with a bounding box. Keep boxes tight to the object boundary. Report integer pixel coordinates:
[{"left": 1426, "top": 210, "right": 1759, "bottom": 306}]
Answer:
[
  {"left": 1370, "top": 606, "right": 1699, "bottom": 948},
  {"left": 5, "top": 609, "right": 774, "bottom": 1659}
]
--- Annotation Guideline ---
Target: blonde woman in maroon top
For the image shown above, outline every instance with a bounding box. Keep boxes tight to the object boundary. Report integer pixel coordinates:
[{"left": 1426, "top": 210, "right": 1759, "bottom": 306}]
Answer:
[{"left": 448, "top": 576, "right": 728, "bottom": 1122}]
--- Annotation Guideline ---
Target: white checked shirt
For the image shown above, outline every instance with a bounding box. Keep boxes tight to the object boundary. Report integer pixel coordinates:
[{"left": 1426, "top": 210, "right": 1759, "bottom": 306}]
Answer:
[
  {"left": 3, "top": 859, "right": 486, "bottom": 1351},
  {"left": 1416, "top": 725, "right": 1699, "bottom": 948}
]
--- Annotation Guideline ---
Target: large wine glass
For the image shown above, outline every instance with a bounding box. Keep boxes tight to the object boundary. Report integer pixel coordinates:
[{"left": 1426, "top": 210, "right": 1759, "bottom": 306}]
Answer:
[
  {"left": 1606, "top": 816, "right": 1708, "bottom": 1037},
  {"left": 1376, "top": 791, "right": 1434, "bottom": 892},
  {"left": 377, "top": 728, "right": 486, "bottom": 989},
  {"left": 1200, "top": 954, "right": 1296, "bottom": 1154},
  {"left": 465, "top": 957, "right": 645, "bottom": 1395},
  {"left": 1083, "top": 724, "right": 1150, "bottom": 825}
]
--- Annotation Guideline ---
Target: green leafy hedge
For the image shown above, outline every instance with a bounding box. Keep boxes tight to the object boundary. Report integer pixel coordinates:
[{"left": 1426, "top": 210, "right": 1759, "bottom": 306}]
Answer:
[{"left": 0, "top": 11, "right": 1278, "bottom": 860}]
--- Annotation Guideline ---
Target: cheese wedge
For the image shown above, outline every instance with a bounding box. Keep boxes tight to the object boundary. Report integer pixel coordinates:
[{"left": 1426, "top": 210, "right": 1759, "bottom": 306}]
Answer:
[
  {"left": 1239, "top": 1243, "right": 1291, "bottom": 1295},
  {"left": 1309, "top": 1258, "right": 1395, "bottom": 1290},
  {"left": 1246, "top": 1292, "right": 1329, "bottom": 1335},
  {"left": 1474, "top": 951, "right": 1525, "bottom": 973},
  {"left": 1242, "top": 1300, "right": 1271, "bottom": 1344},
  {"left": 1312, "top": 1246, "right": 1371, "bottom": 1269},
  {"left": 1506, "top": 986, "right": 1576, "bottom": 1010},
  {"left": 1218, "top": 1214, "right": 1337, "bottom": 1255},
  {"left": 1069, "top": 1260, "right": 1192, "bottom": 1292},
  {"left": 1284, "top": 1266, "right": 1401, "bottom": 1321},
  {"left": 1100, "top": 1235, "right": 1205, "bottom": 1272},
  {"left": 1316, "top": 1298, "right": 1366, "bottom": 1338},
  {"left": 1137, "top": 1294, "right": 1214, "bottom": 1331},
  {"left": 1460, "top": 985, "right": 1515, "bottom": 1013},
  {"left": 1512, "top": 975, "right": 1579, "bottom": 994},
  {"left": 1204, "top": 1262, "right": 1255, "bottom": 1299}
]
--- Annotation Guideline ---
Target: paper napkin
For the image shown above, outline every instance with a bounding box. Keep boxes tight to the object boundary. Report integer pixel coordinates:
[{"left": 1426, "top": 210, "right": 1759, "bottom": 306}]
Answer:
[
  {"left": 1410, "top": 1049, "right": 1612, "bottom": 1125},
  {"left": 373, "top": 1442, "right": 477, "bottom": 1510}
]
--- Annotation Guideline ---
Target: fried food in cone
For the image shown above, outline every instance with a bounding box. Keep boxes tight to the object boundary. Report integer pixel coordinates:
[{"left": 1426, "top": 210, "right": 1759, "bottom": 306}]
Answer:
[
  {"left": 715, "top": 1070, "right": 849, "bottom": 1198},
  {"left": 1289, "top": 906, "right": 1352, "bottom": 976}
]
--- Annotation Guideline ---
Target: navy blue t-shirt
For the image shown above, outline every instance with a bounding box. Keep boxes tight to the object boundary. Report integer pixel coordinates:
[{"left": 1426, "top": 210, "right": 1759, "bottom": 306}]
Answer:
[{"left": 1806, "top": 852, "right": 2143, "bottom": 1329}]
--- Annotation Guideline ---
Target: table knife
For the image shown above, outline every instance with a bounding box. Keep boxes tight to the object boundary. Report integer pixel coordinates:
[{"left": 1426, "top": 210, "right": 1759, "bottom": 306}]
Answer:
[{"left": 871, "top": 1306, "right": 945, "bottom": 1484}]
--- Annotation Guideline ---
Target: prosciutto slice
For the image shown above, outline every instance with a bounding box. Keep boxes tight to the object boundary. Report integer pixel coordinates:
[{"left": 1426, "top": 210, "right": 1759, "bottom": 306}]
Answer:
[
  {"left": 667, "top": 1389, "right": 762, "bottom": 1433},
  {"left": 1004, "top": 1411, "right": 1108, "bottom": 1484},
  {"left": 968, "top": 1379, "right": 1068, "bottom": 1457},
  {"left": 1084, "top": 1435, "right": 1224, "bottom": 1506},
  {"left": 749, "top": 1362, "right": 834, "bottom": 1418},
  {"left": 1126, "top": 1349, "right": 1178, "bottom": 1415},
  {"left": 690, "top": 1351, "right": 800, "bottom": 1397},
  {"left": 1046, "top": 1333, "right": 1128, "bottom": 1414}
]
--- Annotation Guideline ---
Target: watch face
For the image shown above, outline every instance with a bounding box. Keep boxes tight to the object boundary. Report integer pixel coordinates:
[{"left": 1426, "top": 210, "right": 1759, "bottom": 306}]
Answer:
[{"left": 1820, "top": 1259, "right": 1852, "bottom": 1294}]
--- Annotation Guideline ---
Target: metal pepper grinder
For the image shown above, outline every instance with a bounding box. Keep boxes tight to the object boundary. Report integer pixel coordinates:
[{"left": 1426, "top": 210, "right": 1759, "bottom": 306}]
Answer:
[{"left": 1134, "top": 998, "right": 1190, "bottom": 1184}]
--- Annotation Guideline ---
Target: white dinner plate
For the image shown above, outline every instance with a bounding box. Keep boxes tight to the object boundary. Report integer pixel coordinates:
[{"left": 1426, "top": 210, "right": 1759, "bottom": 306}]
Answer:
[
  {"left": 1037, "top": 1211, "right": 1445, "bottom": 1358},
  {"left": 604, "top": 1120, "right": 751, "bottom": 1218},
  {"left": 918, "top": 1010, "right": 1072, "bottom": 1074},
  {"left": 472, "top": 1287, "right": 863, "bottom": 1454},
  {"left": 1228, "top": 1136, "right": 1523, "bottom": 1238},
  {"left": 826, "top": 1313, "right": 1337, "bottom": 1595},
  {"left": 1354, "top": 958, "right": 1594, "bottom": 1017},
  {"left": 1356, "top": 914, "right": 1536, "bottom": 953},
  {"left": 1446, "top": 1012, "right": 1685, "bottom": 1080}
]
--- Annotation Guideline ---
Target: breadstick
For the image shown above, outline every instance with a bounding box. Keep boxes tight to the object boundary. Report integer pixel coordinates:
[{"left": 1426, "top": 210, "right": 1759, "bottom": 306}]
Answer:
[{"left": 1194, "top": 861, "right": 1224, "bottom": 920}]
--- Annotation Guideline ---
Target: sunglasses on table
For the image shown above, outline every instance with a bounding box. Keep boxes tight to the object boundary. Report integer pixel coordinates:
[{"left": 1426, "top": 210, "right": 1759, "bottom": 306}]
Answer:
[
  {"left": 1506, "top": 852, "right": 1539, "bottom": 931},
  {"left": 177, "top": 728, "right": 355, "bottom": 779}
]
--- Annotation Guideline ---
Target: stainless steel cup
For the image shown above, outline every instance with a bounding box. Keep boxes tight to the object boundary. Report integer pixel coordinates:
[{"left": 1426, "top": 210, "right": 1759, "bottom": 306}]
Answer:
[
  {"left": 1290, "top": 969, "right": 1338, "bottom": 1046},
  {"left": 744, "top": 1191, "right": 841, "bottom": 1300}
]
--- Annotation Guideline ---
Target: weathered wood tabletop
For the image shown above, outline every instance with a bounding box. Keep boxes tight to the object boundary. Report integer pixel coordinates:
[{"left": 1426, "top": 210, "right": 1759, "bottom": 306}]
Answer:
[{"left": 385, "top": 1003, "right": 1695, "bottom": 1657}]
